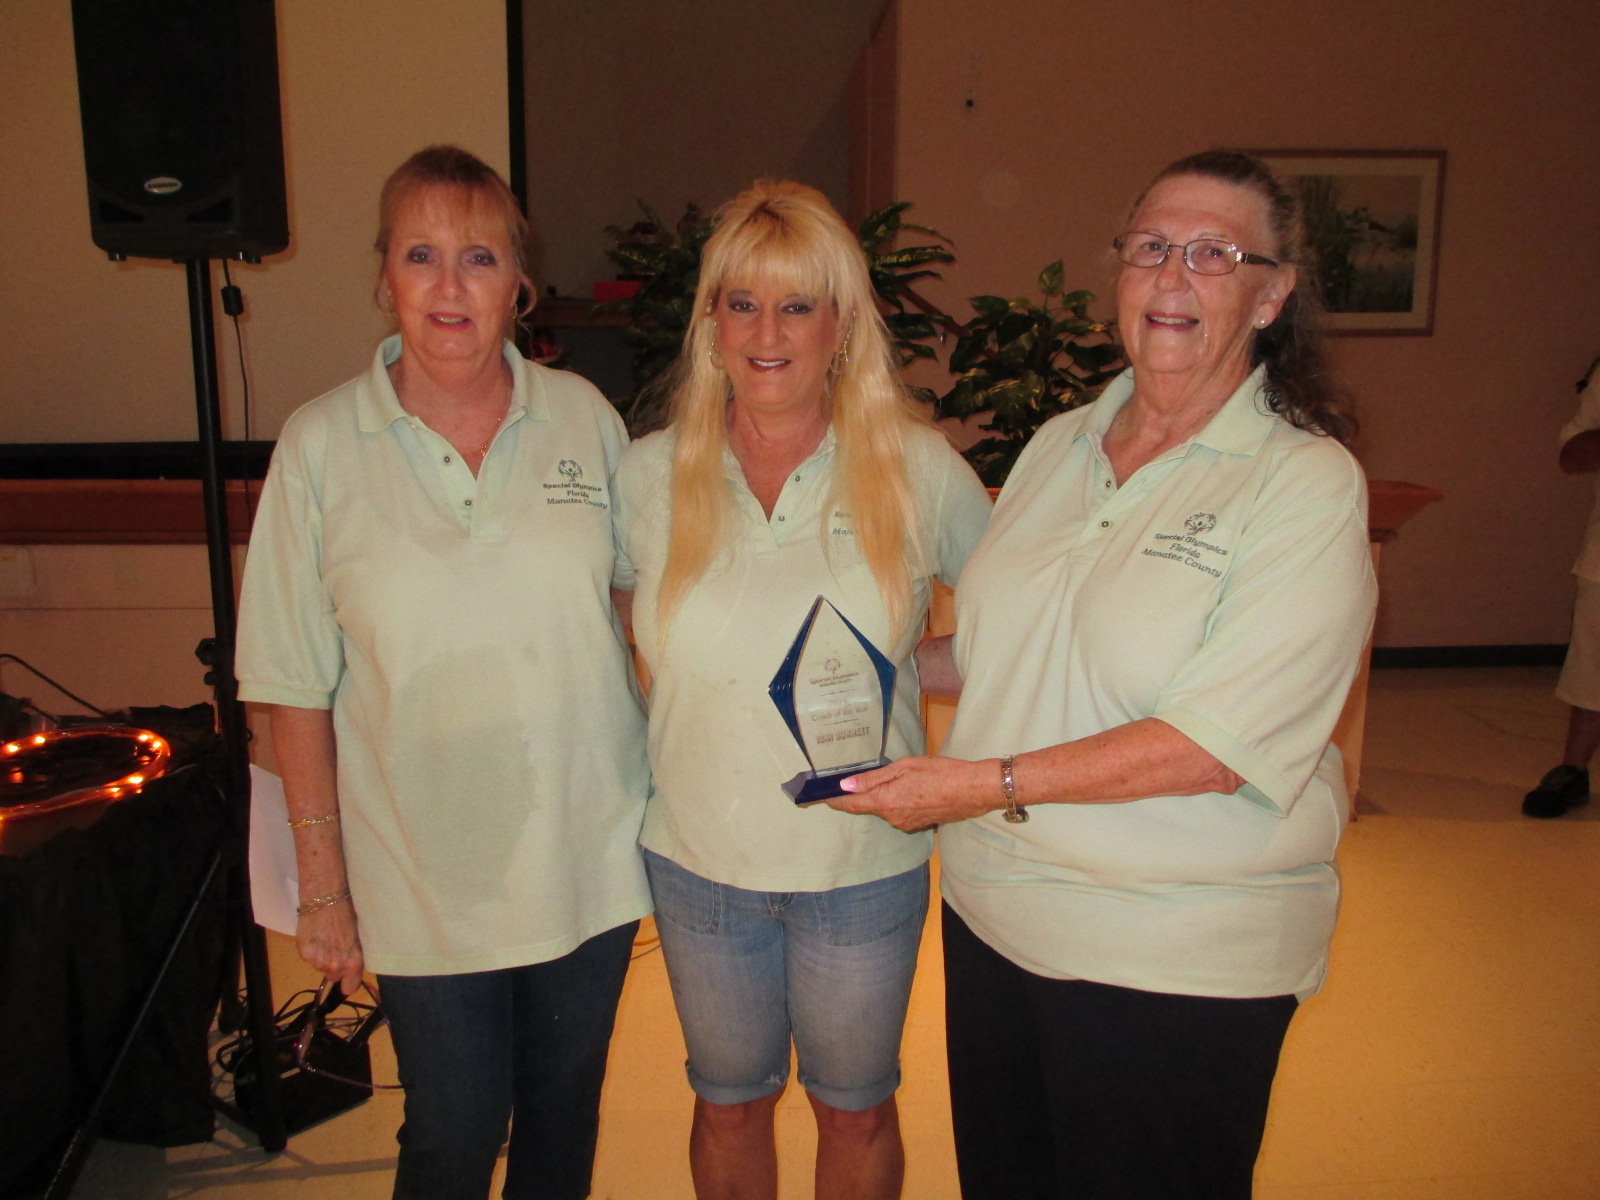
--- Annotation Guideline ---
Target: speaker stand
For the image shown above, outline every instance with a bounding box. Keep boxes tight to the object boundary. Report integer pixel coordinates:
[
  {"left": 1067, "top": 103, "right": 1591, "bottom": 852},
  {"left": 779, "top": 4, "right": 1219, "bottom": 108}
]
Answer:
[
  {"left": 44, "top": 259, "right": 287, "bottom": 1199},
  {"left": 181, "top": 256, "right": 288, "bottom": 1155}
]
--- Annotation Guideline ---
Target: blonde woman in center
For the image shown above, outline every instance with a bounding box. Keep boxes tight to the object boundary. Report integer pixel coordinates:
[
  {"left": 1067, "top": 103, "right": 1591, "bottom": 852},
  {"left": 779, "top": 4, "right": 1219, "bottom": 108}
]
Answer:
[{"left": 612, "top": 180, "right": 991, "bottom": 1200}]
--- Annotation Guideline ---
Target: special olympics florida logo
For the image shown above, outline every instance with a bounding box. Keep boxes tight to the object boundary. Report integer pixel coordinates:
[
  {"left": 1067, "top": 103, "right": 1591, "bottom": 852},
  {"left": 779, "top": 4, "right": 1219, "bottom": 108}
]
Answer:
[
  {"left": 558, "top": 459, "right": 584, "bottom": 484},
  {"left": 1184, "top": 512, "right": 1217, "bottom": 535}
]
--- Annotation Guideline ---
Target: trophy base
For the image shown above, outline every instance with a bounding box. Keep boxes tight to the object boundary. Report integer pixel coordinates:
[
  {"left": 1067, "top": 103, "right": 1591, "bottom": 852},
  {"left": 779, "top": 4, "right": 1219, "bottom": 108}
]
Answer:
[{"left": 783, "top": 759, "right": 892, "bottom": 807}]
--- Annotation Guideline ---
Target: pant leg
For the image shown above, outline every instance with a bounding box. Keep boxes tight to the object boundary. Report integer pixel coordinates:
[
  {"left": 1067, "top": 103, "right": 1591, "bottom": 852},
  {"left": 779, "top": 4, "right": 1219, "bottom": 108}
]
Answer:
[
  {"left": 784, "top": 863, "right": 928, "bottom": 1111},
  {"left": 379, "top": 969, "right": 514, "bottom": 1200},
  {"left": 643, "top": 848, "right": 793, "bottom": 1105},
  {"left": 943, "top": 903, "right": 1297, "bottom": 1200},
  {"left": 1035, "top": 979, "right": 1297, "bottom": 1200},
  {"left": 940, "top": 903, "right": 1057, "bottom": 1200},
  {"left": 1556, "top": 578, "right": 1600, "bottom": 709},
  {"left": 502, "top": 921, "right": 639, "bottom": 1200}
]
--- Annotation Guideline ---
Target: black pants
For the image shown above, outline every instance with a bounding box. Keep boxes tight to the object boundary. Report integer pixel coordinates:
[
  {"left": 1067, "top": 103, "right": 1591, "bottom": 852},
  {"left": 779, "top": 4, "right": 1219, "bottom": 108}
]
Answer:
[{"left": 942, "top": 903, "right": 1297, "bottom": 1200}]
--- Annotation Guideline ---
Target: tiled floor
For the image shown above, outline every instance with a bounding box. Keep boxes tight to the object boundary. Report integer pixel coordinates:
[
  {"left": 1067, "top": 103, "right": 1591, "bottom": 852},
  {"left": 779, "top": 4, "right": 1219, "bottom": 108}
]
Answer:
[{"left": 70, "top": 667, "right": 1600, "bottom": 1199}]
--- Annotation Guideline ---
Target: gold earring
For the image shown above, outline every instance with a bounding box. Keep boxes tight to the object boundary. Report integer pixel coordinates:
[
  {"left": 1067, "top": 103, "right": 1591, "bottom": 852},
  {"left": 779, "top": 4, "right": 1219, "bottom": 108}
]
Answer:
[
  {"left": 830, "top": 326, "right": 852, "bottom": 375},
  {"left": 832, "top": 313, "right": 857, "bottom": 374},
  {"left": 708, "top": 322, "right": 725, "bottom": 370}
]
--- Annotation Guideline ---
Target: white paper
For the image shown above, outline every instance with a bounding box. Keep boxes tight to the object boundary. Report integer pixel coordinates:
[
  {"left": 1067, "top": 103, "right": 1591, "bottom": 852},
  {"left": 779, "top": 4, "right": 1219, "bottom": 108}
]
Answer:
[{"left": 247, "top": 764, "right": 300, "bottom": 935}]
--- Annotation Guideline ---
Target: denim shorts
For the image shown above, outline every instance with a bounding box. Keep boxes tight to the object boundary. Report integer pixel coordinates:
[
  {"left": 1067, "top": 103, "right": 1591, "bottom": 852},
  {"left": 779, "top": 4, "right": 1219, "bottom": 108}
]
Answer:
[{"left": 643, "top": 848, "right": 929, "bottom": 1112}]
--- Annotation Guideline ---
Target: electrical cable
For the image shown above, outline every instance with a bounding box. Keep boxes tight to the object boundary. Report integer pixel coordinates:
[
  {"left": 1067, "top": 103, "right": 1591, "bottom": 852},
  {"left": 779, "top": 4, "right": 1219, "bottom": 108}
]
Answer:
[
  {"left": 219, "top": 259, "right": 255, "bottom": 510},
  {"left": 631, "top": 926, "right": 661, "bottom": 960},
  {"left": 212, "top": 986, "right": 385, "bottom": 1078},
  {"left": 0, "top": 653, "right": 109, "bottom": 718}
]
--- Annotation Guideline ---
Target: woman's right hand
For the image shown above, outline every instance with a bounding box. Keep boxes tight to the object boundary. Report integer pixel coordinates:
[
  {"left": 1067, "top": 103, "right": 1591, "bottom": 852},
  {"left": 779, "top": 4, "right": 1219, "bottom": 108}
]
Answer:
[
  {"left": 297, "top": 901, "right": 365, "bottom": 994},
  {"left": 272, "top": 705, "right": 365, "bottom": 993}
]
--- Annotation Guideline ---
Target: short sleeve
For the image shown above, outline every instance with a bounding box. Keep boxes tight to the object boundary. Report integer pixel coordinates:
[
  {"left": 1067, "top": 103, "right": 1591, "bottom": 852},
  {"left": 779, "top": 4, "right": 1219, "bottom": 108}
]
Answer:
[
  {"left": 929, "top": 443, "right": 993, "bottom": 587},
  {"left": 236, "top": 418, "right": 344, "bottom": 709},
  {"left": 1151, "top": 445, "right": 1377, "bottom": 814},
  {"left": 587, "top": 390, "right": 634, "bottom": 590},
  {"left": 610, "top": 455, "right": 638, "bottom": 591},
  {"left": 593, "top": 384, "right": 631, "bottom": 471},
  {"left": 611, "top": 431, "right": 670, "bottom": 592}
]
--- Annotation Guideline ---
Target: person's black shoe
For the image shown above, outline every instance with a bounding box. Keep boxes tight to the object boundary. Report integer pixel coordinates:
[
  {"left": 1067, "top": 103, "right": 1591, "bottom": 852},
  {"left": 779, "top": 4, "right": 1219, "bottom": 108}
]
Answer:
[{"left": 1522, "top": 765, "right": 1591, "bottom": 818}]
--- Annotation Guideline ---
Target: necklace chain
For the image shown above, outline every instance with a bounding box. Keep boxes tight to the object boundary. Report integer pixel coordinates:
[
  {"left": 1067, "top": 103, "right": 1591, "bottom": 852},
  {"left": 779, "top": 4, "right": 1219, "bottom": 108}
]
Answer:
[{"left": 464, "top": 389, "right": 510, "bottom": 460}]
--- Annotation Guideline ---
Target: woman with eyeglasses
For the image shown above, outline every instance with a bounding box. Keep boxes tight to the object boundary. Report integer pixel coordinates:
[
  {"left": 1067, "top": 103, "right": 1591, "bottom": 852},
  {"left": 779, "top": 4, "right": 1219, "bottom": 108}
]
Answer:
[{"left": 830, "top": 150, "right": 1377, "bottom": 1199}]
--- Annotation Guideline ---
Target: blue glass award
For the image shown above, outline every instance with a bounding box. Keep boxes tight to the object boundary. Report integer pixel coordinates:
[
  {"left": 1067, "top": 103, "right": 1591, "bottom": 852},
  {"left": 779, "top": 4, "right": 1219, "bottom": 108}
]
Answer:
[{"left": 768, "top": 595, "right": 896, "bottom": 805}]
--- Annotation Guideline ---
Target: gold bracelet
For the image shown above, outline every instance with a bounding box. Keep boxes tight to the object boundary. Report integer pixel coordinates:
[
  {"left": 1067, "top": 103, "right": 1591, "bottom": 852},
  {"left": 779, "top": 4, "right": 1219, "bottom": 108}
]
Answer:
[
  {"left": 296, "top": 889, "right": 352, "bottom": 917},
  {"left": 1000, "top": 754, "right": 1028, "bottom": 823},
  {"left": 287, "top": 812, "right": 340, "bottom": 830}
]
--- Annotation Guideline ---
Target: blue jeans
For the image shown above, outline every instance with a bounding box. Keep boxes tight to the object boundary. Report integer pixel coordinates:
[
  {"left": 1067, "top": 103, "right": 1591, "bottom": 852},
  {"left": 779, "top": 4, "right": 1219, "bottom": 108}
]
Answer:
[
  {"left": 377, "top": 921, "right": 638, "bottom": 1200},
  {"left": 643, "top": 849, "right": 927, "bottom": 1112}
]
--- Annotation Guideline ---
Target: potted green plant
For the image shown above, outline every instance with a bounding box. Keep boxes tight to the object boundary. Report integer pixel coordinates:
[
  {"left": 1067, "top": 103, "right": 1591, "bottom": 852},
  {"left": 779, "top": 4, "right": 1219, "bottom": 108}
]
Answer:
[
  {"left": 935, "top": 260, "right": 1126, "bottom": 487},
  {"left": 599, "top": 202, "right": 716, "bottom": 429}
]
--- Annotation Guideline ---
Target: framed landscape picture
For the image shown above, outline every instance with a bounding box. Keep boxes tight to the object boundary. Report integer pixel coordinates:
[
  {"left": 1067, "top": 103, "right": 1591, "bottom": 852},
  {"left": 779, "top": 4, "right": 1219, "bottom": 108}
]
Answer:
[{"left": 1253, "top": 150, "right": 1446, "bottom": 335}]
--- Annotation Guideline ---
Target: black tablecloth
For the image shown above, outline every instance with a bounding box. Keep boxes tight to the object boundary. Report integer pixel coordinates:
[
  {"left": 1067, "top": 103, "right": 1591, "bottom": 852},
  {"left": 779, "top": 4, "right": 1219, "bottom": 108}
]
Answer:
[{"left": 0, "top": 708, "right": 230, "bottom": 1198}]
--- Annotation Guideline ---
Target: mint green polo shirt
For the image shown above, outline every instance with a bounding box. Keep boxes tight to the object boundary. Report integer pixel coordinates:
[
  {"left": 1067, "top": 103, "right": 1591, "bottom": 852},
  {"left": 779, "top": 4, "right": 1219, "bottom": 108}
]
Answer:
[
  {"left": 613, "top": 422, "right": 992, "bottom": 892},
  {"left": 237, "top": 337, "right": 651, "bottom": 976},
  {"left": 940, "top": 367, "right": 1376, "bottom": 999}
]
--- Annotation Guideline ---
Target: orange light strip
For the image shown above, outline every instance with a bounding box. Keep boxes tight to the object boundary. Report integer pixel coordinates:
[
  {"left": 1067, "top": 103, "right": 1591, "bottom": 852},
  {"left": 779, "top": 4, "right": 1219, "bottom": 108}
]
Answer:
[{"left": 0, "top": 726, "right": 174, "bottom": 820}]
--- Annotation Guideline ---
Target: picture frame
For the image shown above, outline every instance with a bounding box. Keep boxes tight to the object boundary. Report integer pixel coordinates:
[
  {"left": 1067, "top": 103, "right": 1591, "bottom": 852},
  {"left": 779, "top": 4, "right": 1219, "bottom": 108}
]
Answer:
[{"left": 1251, "top": 150, "right": 1446, "bottom": 336}]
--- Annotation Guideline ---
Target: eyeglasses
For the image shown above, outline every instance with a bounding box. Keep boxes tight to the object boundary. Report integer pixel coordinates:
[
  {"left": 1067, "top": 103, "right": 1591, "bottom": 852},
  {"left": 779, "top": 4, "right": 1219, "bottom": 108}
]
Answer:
[
  {"left": 291, "top": 978, "right": 401, "bottom": 1090},
  {"left": 1113, "top": 232, "right": 1279, "bottom": 275}
]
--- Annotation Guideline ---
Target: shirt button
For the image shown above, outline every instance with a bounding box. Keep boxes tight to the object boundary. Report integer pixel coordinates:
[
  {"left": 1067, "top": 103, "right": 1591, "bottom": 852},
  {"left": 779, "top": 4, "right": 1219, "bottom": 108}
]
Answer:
[
  {"left": 464, "top": 499, "right": 473, "bottom": 507},
  {"left": 1104, "top": 480, "right": 1112, "bottom": 488},
  {"left": 777, "top": 515, "right": 786, "bottom": 522},
  {"left": 794, "top": 474, "right": 802, "bottom": 482},
  {"left": 1100, "top": 520, "right": 1110, "bottom": 528},
  {"left": 443, "top": 455, "right": 452, "bottom": 464}
]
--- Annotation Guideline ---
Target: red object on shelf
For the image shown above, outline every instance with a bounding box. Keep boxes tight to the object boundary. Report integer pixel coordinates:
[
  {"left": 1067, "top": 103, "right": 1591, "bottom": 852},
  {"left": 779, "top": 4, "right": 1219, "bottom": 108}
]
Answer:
[
  {"left": 1366, "top": 480, "right": 1444, "bottom": 543},
  {"left": 592, "top": 279, "right": 642, "bottom": 302}
]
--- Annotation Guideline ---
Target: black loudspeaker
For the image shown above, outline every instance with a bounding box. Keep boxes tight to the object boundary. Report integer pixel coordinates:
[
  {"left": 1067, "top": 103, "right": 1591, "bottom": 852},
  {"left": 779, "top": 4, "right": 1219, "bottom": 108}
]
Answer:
[{"left": 69, "top": 0, "right": 289, "bottom": 261}]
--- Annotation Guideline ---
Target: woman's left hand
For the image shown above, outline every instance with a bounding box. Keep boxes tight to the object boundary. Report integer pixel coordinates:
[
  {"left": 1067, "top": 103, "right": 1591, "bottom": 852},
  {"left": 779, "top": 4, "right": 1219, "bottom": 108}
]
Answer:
[{"left": 825, "top": 755, "right": 1000, "bottom": 831}]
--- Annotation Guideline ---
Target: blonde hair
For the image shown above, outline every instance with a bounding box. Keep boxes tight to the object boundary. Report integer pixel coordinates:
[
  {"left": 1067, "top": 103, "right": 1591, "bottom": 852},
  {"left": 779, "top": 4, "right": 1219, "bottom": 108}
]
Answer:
[{"left": 657, "top": 180, "right": 925, "bottom": 634}]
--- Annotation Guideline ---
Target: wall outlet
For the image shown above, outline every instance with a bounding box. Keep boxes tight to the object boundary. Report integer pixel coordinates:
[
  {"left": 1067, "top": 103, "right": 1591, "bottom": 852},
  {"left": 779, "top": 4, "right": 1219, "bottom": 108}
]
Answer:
[{"left": 0, "top": 546, "right": 36, "bottom": 598}]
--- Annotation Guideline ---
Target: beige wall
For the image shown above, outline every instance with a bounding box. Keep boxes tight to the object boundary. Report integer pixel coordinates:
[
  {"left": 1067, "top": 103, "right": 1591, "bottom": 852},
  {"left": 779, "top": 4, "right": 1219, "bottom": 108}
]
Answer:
[
  {"left": 896, "top": 0, "right": 1600, "bottom": 647},
  {"left": 1, "top": 0, "right": 510, "bottom": 445},
  {"left": 5, "top": 1, "right": 1598, "bottom": 655},
  {"left": 0, "top": 0, "right": 508, "bottom": 712},
  {"left": 0, "top": 546, "right": 224, "bottom": 715}
]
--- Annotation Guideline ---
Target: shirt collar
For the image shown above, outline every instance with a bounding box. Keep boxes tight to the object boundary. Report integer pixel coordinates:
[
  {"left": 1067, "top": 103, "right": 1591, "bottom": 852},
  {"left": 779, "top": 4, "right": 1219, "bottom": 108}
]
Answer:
[
  {"left": 355, "top": 335, "right": 539, "bottom": 432},
  {"left": 1078, "top": 364, "right": 1276, "bottom": 458}
]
